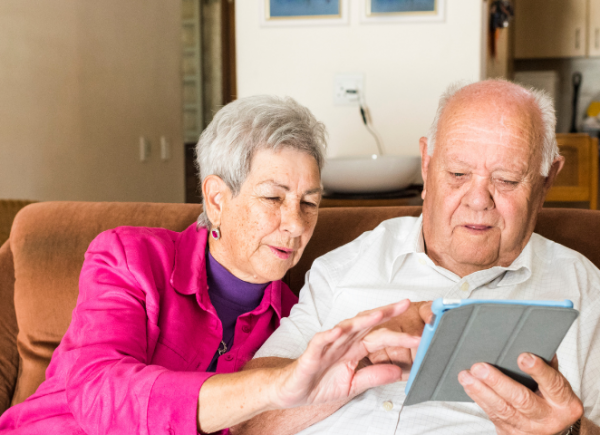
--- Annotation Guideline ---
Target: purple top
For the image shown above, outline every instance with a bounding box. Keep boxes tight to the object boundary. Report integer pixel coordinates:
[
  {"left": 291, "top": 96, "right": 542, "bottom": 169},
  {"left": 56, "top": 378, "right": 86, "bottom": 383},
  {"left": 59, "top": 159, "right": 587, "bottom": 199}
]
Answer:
[{"left": 206, "top": 251, "right": 268, "bottom": 371}]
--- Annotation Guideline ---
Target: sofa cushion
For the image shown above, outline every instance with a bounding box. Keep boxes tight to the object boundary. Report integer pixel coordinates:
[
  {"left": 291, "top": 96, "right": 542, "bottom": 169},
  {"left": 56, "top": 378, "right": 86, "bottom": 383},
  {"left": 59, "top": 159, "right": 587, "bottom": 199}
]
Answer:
[
  {"left": 7, "top": 202, "right": 600, "bottom": 408},
  {"left": 0, "top": 240, "right": 18, "bottom": 414},
  {"left": 10, "top": 201, "right": 202, "bottom": 405}
]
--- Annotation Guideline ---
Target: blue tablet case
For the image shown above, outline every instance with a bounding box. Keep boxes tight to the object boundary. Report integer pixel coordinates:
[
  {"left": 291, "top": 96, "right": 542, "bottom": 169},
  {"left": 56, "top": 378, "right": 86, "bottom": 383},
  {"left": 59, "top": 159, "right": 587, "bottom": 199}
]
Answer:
[{"left": 403, "top": 298, "right": 579, "bottom": 406}]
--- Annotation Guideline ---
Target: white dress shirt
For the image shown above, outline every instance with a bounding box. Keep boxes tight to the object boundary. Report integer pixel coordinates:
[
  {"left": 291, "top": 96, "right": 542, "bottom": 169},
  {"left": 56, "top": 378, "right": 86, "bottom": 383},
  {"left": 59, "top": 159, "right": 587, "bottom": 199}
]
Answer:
[{"left": 255, "top": 216, "right": 600, "bottom": 434}]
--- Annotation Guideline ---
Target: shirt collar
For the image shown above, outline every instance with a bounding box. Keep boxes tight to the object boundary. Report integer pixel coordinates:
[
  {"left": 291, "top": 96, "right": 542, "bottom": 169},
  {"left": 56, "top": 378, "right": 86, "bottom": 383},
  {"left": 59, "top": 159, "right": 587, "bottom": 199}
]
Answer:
[
  {"left": 170, "top": 224, "right": 283, "bottom": 318},
  {"left": 393, "top": 215, "right": 532, "bottom": 287}
]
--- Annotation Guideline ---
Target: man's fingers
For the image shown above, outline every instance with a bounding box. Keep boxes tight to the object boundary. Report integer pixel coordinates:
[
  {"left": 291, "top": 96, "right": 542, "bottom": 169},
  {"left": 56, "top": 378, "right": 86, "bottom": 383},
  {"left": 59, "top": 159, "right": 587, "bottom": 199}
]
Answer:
[
  {"left": 418, "top": 301, "right": 434, "bottom": 324},
  {"left": 550, "top": 354, "right": 559, "bottom": 371},
  {"left": 518, "top": 353, "right": 583, "bottom": 420},
  {"left": 518, "top": 353, "right": 570, "bottom": 401},
  {"left": 458, "top": 369, "right": 521, "bottom": 423},
  {"left": 466, "top": 362, "right": 545, "bottom": 419}
]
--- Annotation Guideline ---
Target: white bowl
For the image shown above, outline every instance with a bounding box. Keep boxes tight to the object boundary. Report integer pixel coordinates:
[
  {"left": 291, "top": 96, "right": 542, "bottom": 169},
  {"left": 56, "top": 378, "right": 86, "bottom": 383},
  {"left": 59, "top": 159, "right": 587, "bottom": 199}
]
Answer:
[{"left": 322, "top": 155, "right": 421, "bottom": 194}]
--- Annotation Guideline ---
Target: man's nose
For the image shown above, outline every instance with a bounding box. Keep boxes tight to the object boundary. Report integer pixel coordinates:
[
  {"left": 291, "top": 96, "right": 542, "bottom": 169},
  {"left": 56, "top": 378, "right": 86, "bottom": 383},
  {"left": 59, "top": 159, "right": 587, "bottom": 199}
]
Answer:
[
  {"left": 280, "top": 202, "right": 305, "bottom": 237},
  {"left": 463, "top": 177, "right": 495, "bottom": 210}
]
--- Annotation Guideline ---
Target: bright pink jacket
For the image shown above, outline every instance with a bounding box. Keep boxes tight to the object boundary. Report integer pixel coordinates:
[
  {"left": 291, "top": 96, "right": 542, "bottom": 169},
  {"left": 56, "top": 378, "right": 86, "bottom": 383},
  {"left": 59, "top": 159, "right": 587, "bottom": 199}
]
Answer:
[{"left": 0, "top": 224, "right": 298, "bottom": 434}]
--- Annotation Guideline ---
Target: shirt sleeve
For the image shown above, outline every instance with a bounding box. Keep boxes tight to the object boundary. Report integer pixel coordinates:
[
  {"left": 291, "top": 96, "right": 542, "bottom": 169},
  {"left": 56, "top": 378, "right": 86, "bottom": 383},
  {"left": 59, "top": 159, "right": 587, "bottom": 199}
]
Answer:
[
  {"left": 61, "top": 230, "right": 215, "bottom": 435},
  {"left": 254, "top": 256, "right": 336, "bottom": 360}
]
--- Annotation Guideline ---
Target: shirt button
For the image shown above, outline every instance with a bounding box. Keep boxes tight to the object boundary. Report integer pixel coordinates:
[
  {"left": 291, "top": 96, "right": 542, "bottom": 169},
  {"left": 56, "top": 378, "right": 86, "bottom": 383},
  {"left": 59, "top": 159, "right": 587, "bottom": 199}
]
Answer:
[
  {"left": 242, "top": 325, "right": 251, "bottom": 333},
  {"left": 224, "top": 354, "right": 233, "bottom": 361},
  {"left": 382, "top": 400, "right": 393, "bottom": 411},
  {"left": 418, "top": 257, "right": 426, "bottom": 265},
  {"left": 460, "top": 282, "right": 470, "bottom": 292}
]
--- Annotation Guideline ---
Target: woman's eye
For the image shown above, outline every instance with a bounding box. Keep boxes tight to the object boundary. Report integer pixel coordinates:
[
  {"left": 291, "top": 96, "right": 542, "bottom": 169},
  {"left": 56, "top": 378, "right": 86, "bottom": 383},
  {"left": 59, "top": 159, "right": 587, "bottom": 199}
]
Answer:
[
  {"left": 265, "top": 197, "right": 282, "bottom": 202},
  {"left": 500, "top": 179, "right": 518, "bottom": 186}
]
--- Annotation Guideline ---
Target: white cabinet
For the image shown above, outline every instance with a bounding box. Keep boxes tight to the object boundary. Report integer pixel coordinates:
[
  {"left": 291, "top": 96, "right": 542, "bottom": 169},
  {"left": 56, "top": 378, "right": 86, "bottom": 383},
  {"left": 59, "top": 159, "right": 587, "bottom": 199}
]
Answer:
[
  {"left": 589, "top": 0, "right": 600, "bottom": 56},
  {"left": 514, "top": 0, "right": 587, "bottom": 59}
]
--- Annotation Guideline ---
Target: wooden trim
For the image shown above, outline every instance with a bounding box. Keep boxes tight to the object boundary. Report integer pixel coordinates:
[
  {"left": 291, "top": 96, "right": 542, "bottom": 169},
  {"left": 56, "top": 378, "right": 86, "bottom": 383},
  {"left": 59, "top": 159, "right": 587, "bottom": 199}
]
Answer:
[
  {"left": 221, "top": 0, "right": 237, "bottom": 104},
  {"left": 591, "top": 137, "right": 598, "bottom": 210}
]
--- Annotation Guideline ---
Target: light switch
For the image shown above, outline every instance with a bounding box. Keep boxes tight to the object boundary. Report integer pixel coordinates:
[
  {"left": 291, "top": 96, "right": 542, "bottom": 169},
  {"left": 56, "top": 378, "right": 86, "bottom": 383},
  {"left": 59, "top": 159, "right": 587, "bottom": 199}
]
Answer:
[
  {"left": 333, "top": 73, "right": 364, "bottom": 106},
  {"left": 139, "top": 137, "right": 151, "bottom": 162},
  {"left": 160, "top": 136, "right": 171, "bottom": 161}
]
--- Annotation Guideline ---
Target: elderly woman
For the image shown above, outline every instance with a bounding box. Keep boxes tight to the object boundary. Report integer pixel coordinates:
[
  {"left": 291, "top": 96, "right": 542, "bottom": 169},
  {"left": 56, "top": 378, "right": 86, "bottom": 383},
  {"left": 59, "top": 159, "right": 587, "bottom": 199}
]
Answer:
[{"left": 0, "top": 96, "right": 418, "bottom": 434}]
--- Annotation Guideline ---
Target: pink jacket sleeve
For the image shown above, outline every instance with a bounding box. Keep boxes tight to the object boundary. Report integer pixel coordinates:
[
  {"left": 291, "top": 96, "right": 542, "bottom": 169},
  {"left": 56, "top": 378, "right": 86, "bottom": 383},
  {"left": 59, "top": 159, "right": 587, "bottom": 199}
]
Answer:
[{"left": 61, "top": 230, "right": 214, "bottom": 435}]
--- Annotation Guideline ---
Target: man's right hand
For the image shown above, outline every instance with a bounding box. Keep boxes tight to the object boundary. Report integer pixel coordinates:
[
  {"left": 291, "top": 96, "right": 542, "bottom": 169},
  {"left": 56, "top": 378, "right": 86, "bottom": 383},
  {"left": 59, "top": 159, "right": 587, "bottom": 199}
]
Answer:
[
  {"left": 270, "top": 300, "right": 421, "bottom": 409},
  {"left": 360, "top": 301, "right": 433, "bottom": 380}
]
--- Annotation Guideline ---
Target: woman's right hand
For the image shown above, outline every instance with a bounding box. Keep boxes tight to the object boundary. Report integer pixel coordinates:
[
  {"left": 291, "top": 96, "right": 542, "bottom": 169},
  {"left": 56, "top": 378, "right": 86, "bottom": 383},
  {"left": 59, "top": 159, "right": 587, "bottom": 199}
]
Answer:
[{"left": 270, "top": 300, "right": 421, "bottom": 409}]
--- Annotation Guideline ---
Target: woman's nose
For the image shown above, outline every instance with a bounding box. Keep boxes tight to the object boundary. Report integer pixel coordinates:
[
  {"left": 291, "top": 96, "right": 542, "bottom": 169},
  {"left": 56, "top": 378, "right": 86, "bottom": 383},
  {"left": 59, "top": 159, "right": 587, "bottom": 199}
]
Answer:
[
  {"left": 463, "top": 178, "right": 495, "bottom": 211},
  {"left": 280, "top": 203, "right": 305, "bottom": 237}
]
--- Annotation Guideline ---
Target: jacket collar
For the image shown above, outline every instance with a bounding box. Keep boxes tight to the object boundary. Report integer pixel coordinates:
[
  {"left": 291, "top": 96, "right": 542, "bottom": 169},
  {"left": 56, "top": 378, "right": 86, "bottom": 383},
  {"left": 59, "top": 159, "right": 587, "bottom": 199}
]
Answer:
[{"left": 170, "top": 224, "right": 283, "bottom": 318}]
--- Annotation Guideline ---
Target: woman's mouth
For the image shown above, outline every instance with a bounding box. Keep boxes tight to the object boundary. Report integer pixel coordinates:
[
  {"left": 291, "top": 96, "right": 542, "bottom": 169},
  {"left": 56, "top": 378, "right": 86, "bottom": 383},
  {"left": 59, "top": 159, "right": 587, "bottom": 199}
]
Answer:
[{"left": 269, "top": 246, "right": 293, "bottom": 260}]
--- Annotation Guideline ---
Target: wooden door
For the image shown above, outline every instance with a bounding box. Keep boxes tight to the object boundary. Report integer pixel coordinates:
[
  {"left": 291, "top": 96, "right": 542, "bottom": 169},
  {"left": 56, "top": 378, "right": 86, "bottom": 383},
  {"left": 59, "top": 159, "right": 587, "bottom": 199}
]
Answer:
[
  {"left": 514, "top": 0, "right": 587, "bottom": 59},
  {"left": 589, "top": 0, "right": 600, "bottom": 56}
]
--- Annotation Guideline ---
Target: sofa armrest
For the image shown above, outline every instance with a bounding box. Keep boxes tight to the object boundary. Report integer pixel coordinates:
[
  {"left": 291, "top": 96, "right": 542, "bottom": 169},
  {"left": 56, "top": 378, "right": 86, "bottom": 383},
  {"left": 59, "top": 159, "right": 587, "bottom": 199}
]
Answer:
[{"left": 0, "top": 240, "right": 19, "bottom": 415}]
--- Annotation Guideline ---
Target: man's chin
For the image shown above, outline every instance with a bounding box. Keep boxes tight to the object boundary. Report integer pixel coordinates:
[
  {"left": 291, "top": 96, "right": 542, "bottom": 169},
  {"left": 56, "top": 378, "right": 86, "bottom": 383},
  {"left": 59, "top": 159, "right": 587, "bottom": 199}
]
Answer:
[{"left": 449, "top": 246, "right": 501, "bottom": 273}]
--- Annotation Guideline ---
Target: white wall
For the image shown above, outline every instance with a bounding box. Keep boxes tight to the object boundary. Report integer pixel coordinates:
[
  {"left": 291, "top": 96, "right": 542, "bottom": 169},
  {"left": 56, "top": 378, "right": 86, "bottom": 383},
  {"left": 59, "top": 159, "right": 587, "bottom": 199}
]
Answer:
[
  {"left": 0, "top": 1, "right": 184, "bottom": 202},
  {"left": 236, "top": 0, "right": 484, "bottom": 159}
]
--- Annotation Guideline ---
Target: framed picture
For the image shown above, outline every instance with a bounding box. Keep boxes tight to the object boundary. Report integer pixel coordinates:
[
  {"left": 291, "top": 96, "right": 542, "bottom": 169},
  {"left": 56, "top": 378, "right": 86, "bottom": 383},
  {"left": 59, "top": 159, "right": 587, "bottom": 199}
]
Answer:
[
  {"left": 361, "top": 0, "right": 445, "bottom": 23},
  {"left": 261, "top": 0, "right": 349, "bottom": 27}
]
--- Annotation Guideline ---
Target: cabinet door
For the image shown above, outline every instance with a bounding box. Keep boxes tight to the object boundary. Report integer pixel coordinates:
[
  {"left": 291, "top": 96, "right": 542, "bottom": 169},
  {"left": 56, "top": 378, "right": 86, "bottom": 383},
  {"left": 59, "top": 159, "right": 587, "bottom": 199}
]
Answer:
[
  {"left": 514, "top": 0, "right": 587, "bottom": 59},
  {"left": 589, "top": 0, "right": 600, "bottom": 56}
]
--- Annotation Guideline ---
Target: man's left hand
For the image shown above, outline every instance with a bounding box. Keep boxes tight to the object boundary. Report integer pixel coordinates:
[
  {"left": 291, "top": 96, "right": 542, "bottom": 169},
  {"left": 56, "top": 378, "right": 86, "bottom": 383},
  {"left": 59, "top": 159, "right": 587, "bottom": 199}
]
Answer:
[
  {"left": 458, "top": 353, "right": 583, "bottom": 435},
  {"left": 360, "top": 301, "right": 432, "bottom": 380}
]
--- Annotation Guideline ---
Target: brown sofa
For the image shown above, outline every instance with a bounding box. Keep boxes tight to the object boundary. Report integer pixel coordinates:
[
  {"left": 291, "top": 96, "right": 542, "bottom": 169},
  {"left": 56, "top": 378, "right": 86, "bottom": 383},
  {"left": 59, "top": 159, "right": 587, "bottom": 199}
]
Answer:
[{"left": 1, "top": 202, "right": 600, "bottom": 416}]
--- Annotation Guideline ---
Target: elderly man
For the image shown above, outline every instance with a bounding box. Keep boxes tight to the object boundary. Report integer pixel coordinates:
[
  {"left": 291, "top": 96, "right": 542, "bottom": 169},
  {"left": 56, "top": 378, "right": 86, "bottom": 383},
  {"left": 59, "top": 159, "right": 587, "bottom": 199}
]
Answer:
[{"left": 233, "top": 80, "right": 600, "bottom": 435}]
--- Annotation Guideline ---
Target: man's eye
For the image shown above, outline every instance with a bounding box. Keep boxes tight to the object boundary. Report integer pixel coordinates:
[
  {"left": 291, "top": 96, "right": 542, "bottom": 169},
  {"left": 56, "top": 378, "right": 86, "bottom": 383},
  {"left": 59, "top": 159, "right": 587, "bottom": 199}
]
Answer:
[
  {"left": 452, "top": 173, "right": 465, "bottom": 178},
  {"left": 500, "top": 179, "right": 518, "bottom": 186},
  {"left": 302, "top": 201, "right": 318, "bottom": 208}
]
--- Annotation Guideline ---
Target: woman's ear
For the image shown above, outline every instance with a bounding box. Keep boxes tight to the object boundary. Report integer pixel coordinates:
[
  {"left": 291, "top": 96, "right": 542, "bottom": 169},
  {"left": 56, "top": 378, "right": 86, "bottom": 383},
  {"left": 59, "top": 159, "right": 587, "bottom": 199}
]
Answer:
[{"left": 202, "top": 175, "right": 229, "bottom": 227}]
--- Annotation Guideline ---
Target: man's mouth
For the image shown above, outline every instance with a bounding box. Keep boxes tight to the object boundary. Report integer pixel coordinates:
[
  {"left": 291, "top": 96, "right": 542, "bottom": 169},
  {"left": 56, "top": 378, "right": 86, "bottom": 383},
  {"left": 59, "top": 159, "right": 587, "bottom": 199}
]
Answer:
[
  {"left": 269, "top": 246, "right": 294, "bottom": 260},
  {"left": 462, "top": 224, "right": 493, "bottom": 232}
]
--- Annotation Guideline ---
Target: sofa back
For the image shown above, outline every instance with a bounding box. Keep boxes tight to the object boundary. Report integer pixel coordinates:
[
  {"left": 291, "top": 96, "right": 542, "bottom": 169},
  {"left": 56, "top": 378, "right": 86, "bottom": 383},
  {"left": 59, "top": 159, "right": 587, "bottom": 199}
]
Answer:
[{"left": 2, "top": 202, "right": 600, "bottom": 411}]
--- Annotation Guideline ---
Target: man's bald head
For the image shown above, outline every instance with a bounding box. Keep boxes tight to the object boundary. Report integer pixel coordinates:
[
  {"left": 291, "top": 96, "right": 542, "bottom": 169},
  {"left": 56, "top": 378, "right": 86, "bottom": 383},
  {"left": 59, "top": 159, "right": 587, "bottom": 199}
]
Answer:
[
  {"left": 419, "top": 79, "right": 565, "bottom": 278},
  {"left": 426, "top": 80, "right": 558, "bottom": 176}
]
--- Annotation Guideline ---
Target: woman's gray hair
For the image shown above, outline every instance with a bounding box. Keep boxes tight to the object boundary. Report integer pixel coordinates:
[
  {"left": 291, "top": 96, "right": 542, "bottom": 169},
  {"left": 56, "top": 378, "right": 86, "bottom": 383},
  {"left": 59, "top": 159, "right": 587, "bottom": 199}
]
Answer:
[
  {"left": 426, "top": 79, "right": 559, "bottom": 176},
  {"left": 196, "top": 95, "right": 327, "bottom": 228}
]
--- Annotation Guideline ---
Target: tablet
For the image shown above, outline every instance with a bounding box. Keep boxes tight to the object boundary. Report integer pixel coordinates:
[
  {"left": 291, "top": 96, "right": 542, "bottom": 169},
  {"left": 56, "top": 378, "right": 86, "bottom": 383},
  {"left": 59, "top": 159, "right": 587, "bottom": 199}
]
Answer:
[{"left": 403, "top": 298, "right": 578, "bottom": 407}]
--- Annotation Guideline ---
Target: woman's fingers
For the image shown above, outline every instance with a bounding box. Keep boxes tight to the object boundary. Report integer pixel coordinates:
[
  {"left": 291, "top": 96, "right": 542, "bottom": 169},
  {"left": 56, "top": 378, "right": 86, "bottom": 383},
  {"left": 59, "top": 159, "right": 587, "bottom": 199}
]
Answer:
[
  {"left": 351, "top": 364, "right": 403, "bottom": 396},
  {"left": 335, "top": 300, "right": 413, "bottom": 336},
  {"left": 301, "top": 301, "right": 418, "bottom": 370},
  {"left": 361, "top": 328, "right": 421, "bottom": 355}
]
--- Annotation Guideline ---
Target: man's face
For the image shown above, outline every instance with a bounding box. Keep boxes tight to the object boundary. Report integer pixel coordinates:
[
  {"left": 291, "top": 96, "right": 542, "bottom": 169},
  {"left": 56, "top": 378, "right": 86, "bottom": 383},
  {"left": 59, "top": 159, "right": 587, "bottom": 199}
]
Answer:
[{"left": 420, "top": 89, "right": 560, "bottom": 277}]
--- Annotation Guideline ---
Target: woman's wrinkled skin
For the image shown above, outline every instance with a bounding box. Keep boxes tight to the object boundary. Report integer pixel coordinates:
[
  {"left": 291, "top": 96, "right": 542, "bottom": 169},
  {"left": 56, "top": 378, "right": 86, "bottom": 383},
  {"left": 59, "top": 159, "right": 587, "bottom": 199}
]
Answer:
[{"left": 203, "top": 147, "right": 322, "bottom": 283}]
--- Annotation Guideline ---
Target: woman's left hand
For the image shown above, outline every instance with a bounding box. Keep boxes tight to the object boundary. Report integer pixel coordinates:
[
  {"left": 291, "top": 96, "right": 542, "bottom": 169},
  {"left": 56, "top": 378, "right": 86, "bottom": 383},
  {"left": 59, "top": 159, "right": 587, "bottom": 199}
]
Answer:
[{"left": 270, "top": 300, "right": 421, "bottom": 409}]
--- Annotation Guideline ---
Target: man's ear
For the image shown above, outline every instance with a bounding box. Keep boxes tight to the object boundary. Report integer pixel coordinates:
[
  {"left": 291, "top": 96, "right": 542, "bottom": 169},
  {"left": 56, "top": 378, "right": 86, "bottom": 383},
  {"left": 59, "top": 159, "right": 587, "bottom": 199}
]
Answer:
[
  {"left": 202, "top": 175, "right": 229, "bottom": 227},
  {"left": 419, "top": 137, "right": 431, "bottom": 200},
  {"left": 537, "top": 156, "right": 565, "bottom": 212},
  {"left": 542, "top": 156, "right": 565, "bottom": 194}
]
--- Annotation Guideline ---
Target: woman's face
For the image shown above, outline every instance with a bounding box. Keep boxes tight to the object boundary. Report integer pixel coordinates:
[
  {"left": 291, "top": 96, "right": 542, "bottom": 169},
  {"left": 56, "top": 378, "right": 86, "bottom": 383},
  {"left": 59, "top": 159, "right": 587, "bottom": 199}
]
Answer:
[{"left": 209, "top": 147, "right": 322, "bottom": 284}]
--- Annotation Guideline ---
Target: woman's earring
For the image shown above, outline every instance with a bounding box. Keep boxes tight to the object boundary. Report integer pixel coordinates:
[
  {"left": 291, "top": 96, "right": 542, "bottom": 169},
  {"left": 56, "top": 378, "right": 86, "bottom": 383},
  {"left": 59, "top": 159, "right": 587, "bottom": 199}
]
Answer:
[{"left": 211, "top": 227, "right": 221, "bottom": 240}]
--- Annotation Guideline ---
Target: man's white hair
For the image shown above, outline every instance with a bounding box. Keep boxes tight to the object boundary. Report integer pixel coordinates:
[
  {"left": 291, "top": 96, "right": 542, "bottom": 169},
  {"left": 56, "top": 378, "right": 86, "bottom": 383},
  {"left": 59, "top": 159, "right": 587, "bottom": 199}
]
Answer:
[
  {"left": 426, "top": 79, "right": 559, "bottom": 177},
  {"left": 195, "top": 95, "right": 327, "bottom": 228}
]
